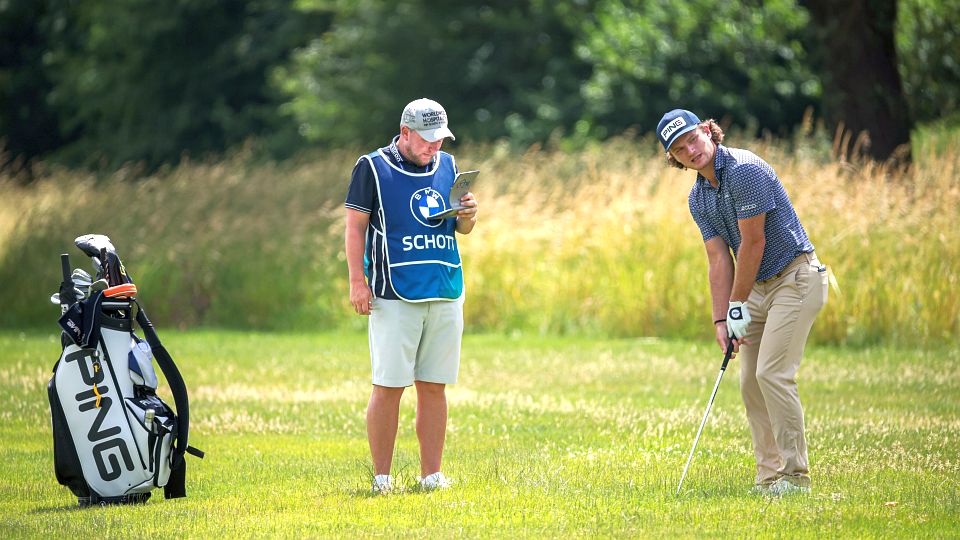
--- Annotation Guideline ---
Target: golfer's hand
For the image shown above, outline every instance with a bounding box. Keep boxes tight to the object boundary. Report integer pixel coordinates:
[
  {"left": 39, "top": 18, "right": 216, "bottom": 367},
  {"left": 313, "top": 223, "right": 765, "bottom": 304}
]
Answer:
[
  {"left": 350, "top": 280, "right": 373, "bottom": 316},
  {"left": 715, "top": 323, "right": 739, "bottom": 359},
  {"left": 726, "top": 301, "right": 751, "bottom": 343}
]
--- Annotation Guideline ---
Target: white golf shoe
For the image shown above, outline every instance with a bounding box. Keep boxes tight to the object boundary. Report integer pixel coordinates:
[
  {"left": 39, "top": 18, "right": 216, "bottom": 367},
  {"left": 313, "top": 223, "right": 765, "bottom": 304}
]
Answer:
[
  {"left": 371, "top": 474, "right": 394, "bottom": 494},
  {"left": 769, "top": 477, "right": 811, "bottom": 496},
  {"left": 418, "top": 472, "right": 452, "bottom": 491}
]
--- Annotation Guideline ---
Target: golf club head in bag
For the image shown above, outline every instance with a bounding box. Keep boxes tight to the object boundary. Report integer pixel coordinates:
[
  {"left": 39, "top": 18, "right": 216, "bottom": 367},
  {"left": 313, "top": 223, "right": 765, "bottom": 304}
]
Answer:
[
  {"left": 676, "top": 339, "right": 736, "bottom": 495},
  {"left": 48, "top": 235, "right": 203, "bottom": 507},
  {"left": 74, "top": 234, "right": 132, "bottom": 287}
]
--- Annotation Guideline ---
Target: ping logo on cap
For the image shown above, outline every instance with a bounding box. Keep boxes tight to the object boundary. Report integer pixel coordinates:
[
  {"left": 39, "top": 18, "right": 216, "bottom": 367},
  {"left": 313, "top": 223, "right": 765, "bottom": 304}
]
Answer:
[
  {"left": 656, "top": 109, "right": 701, "bottom": 150},
  {"left": 660, "top": 117, "right": 687, "bottom": 142}
]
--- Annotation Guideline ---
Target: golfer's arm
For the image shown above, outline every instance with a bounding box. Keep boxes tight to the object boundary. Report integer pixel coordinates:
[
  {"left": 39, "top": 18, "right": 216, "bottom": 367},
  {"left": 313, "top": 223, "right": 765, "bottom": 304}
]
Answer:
[
  {"left": 345, "top": 209, "right": 370, "bottom": 286},
  {"left": 705, "top": 237, "right": 735, "bottom": 323},
  {"left": 731, "top": 213, "right": 766, "bottom": 302}
]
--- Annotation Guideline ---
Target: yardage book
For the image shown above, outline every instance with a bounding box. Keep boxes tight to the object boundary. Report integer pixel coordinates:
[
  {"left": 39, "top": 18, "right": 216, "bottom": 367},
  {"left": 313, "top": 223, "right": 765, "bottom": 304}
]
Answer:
[{"left": 429, "top": 169, "right": 479, "bottom": 219}]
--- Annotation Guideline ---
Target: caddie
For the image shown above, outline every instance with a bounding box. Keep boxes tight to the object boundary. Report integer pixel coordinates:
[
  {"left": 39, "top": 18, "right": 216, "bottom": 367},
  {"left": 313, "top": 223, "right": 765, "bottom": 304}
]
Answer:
[
  {"left": 657, "top": 108, "right": 828, "bottom": 496},
  {"left": 344, "top": 98, "right": 479, "bottom": 493}
]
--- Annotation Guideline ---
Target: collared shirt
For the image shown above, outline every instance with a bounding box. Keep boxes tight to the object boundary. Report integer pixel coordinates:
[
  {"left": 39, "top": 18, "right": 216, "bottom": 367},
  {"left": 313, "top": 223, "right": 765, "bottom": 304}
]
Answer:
[
  {"left": 688, "top": 145, "right": 814, "bottom": 282},
  {"left": 345, "top": 135, "right": 445, "bottom": 300}
]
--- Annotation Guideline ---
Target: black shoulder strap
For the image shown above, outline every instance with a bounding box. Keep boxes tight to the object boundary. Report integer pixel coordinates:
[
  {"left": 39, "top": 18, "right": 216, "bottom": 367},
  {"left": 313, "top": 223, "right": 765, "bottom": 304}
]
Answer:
[{"left": 134, "top": 302, "right": 203, "bottom": 499}]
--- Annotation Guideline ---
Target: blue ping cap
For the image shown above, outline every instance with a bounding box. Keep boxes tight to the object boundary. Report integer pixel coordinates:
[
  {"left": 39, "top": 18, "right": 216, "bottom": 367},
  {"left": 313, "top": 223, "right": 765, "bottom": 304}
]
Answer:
[{"left": 657, "top": 109, "right": 701, "bottom": 151}]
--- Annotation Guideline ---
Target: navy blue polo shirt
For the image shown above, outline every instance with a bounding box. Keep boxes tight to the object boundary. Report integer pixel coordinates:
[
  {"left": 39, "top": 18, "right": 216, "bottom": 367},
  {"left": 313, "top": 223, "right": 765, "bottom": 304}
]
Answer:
[
  {"left": 345, "top": 135, "right": 456, "bottom": 299},
  {"left": 688, "top": 145, "right": 814, "bottom": 282}
]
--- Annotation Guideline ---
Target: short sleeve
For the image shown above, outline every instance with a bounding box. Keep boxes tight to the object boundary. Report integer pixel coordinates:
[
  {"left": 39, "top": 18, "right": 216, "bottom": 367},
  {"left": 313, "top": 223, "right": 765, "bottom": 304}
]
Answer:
[
  {"left": 345, "top": 157, "right": 375, "bottom": 213},
  {"left": 727, "top": 162, "right": 777, "bottom": 220}
]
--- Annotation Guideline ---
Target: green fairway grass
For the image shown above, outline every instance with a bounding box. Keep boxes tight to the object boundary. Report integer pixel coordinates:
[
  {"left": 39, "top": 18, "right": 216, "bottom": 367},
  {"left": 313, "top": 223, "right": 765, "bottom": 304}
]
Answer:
[{"left": 1, "top": 330, "right": 957, "bottom": 538}]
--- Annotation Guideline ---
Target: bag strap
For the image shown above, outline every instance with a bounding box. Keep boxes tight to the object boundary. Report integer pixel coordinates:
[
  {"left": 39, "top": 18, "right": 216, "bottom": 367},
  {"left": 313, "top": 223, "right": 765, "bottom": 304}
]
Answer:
[{"left": 134, "top": 302, "right": 203, "bottom": 499}]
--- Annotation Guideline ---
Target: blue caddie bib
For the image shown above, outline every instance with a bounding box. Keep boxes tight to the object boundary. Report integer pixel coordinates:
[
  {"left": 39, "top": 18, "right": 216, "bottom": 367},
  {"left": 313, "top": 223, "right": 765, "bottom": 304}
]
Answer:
[{"left": 363, "top": 149, "right": 464, "bottom": 301}]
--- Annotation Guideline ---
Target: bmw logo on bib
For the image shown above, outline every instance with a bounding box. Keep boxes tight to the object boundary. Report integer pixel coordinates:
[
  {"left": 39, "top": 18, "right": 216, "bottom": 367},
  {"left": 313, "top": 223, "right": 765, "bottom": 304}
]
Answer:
[{"left": 410, "top": 187, "right": 446, "bottom": 227}]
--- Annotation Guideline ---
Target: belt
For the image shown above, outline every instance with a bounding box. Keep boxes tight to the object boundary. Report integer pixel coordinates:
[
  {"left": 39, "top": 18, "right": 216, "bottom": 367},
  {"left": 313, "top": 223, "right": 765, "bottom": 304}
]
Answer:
[{"left": 757, "top": 252, "right": 813, "bottom": 284}]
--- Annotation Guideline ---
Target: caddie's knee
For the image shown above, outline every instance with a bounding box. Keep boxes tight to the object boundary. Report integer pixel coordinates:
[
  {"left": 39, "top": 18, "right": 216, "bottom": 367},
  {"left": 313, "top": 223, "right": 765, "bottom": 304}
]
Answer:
[{"left": 414, "top": 380, "right": 446, "bottom": 397}]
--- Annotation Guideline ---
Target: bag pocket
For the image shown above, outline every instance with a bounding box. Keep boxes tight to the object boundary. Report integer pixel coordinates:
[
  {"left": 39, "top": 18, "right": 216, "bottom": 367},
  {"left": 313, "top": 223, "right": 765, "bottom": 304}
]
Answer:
[{"left": 124, "top": 395, "right": 175, "bottom": 487}]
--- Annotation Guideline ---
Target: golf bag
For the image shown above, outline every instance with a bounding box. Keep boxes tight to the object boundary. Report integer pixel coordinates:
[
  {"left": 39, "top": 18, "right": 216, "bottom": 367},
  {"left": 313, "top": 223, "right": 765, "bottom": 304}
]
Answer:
[{"left": 48, "top": 234, "right": 203, "bottom": 507}]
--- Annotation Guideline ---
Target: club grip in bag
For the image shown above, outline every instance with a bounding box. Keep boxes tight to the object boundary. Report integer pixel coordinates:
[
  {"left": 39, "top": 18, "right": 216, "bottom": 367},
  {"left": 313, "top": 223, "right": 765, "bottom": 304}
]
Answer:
[
  {"left": 58, "top": 254, "right": 77, "bottom": 307},
  {"left": 60, "top": 254, "right": 71, "bottom": 281}
]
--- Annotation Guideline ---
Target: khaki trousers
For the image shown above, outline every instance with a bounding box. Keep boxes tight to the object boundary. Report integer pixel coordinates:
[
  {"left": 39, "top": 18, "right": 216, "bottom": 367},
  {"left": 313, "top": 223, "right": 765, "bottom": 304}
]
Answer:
[{"left": 739, "top": 251, "right": 827, "bottom": 486}]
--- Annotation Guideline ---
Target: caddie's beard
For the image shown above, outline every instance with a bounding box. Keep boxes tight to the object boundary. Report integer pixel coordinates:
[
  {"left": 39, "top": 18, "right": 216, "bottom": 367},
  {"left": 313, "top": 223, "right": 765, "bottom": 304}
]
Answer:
[{"left": 396, "top": 140, "right": 422, "bottom": 166}]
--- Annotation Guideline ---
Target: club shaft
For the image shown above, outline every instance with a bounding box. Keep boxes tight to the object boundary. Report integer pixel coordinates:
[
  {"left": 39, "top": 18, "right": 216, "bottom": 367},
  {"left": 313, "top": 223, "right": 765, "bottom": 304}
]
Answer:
[
  {"left": 676, "top": 340, "right": 736, "bottom": 495},
  {"left": 676, "top": 367, "right": 726, "bottom": 494}
]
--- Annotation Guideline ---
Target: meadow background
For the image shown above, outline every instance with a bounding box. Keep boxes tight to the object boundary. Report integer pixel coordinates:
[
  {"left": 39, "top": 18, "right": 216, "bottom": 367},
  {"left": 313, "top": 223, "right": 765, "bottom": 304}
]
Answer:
[{"left": 1, "top": 122, "right": 958, "bottom": 347}]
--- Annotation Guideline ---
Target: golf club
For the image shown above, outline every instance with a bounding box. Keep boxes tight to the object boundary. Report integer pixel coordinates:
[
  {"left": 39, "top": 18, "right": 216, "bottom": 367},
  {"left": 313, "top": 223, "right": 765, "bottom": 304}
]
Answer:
[
  {"left": 676, "top": 338, "right": 736, "bottom": 495},
  {"left": 58, "top": 254, "right": 76, "bottom": 310}
]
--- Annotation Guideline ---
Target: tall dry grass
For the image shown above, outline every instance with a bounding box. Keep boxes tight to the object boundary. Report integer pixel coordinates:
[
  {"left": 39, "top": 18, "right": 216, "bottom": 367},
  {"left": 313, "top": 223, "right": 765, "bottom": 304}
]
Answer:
[{"left": 1, "top": 131, "right": 958, "bottom": 346}]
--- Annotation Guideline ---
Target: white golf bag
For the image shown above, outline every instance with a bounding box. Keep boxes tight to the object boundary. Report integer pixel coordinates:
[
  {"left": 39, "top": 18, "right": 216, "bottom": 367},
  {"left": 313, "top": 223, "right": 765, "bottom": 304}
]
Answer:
[{"left": 48, "top": 234, "right": 203, "bottom": 506}]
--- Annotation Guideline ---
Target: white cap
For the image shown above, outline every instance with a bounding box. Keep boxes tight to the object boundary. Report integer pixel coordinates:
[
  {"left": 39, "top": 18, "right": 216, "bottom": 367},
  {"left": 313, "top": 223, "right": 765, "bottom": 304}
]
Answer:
[{"left": 401, "top": 98, "right": 455, "bottom": 142}]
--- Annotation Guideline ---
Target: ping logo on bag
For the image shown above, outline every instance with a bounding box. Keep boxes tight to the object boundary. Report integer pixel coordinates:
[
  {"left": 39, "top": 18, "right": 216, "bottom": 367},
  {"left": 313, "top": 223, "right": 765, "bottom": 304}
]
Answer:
[
  {"left": 51, "top": 236, "right": 202, "bottom": 506},
  {"left": 64, "top": 348, "right": 135, "bottom": 481}
]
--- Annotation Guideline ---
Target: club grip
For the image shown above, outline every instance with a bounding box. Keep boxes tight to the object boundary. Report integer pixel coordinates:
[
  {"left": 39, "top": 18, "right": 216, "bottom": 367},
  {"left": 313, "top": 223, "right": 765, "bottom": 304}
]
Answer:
[
  {"left": 720, "top": 339, "right": 735, "bottom": 371},
  {"left": 60, "top": 254, "right": 72, "bottom": 282}
]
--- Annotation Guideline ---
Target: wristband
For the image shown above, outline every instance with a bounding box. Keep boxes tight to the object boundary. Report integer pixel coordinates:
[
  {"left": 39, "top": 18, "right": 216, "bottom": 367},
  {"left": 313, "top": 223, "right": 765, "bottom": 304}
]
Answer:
[{"left": 713, "top": 319, "right": 726, "bottom": 325}]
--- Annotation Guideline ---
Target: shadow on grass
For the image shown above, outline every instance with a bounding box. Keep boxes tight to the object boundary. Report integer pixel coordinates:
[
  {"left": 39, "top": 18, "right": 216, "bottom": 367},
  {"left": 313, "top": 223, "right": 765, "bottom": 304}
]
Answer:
[{"left": 30, "top": 503, "right": 86, "bottom": 514}]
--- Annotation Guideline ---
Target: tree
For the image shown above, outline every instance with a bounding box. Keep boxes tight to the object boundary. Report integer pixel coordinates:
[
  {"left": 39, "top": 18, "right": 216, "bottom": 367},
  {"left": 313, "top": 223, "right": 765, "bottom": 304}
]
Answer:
[
  {"left": 804, "top": 0, "right": 913, "bottom": 162},
  {"left": 574, "top": 0, "right": 820, "bottom": 141},
  {"left": 37, "top": 0, "right": 330, "bottom": 170},
  {"left": 0, "top": 0, "right": 75, "bottom": 178},
  {"left": 896, "top": 0, "right": 960, "bottom": 124},
  {"left": 275, "top": 0, "right": 596, "bottom": 148}
]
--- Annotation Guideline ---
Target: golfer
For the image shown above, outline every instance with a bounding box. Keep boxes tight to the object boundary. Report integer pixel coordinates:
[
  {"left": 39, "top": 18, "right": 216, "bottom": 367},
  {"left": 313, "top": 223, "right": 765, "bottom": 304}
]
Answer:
[
  {"left": 344, "top": 98, "right": 478, "bottom": 493},
  {"left": 657, "top": 109, "right": 827, "bottom": 496}
]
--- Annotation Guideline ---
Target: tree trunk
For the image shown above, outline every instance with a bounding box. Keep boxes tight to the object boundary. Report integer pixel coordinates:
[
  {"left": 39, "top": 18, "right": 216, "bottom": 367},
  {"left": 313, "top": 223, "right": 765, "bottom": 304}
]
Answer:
[{"left": 804, "top": 0, "right": 912, "bottom": 163}]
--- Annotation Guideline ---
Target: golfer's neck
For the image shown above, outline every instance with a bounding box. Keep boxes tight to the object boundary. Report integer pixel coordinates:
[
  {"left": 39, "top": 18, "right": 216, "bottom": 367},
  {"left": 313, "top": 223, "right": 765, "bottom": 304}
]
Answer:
[{"left": 699, "top": 167, "right": 718, "bottom": 186}]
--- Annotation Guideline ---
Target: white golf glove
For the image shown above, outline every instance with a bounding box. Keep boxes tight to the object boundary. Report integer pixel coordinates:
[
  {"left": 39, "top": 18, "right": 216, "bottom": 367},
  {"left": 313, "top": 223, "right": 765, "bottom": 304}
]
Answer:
[{"left": 727, "top": 301, "right": 751, "bottom": 339}]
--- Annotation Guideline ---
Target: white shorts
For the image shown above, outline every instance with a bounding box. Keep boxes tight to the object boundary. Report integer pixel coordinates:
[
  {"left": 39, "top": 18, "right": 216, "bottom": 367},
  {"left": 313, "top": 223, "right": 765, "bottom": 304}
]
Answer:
[{"left": 368, "top": 295, "right": 465, "bottom": 387}]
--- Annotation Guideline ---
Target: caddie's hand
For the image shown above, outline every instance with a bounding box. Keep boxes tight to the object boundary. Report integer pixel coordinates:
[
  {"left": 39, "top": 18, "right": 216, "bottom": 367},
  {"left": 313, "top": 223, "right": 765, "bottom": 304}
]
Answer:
[
  {"left": 457, "top": 192, "right": 478, "bottom": 221},
  {"left": 350, "top": 280, "right": 373, "bottom": 316},
  {"left": 726, "top": 301, "right": 751, "bottom": 343}
]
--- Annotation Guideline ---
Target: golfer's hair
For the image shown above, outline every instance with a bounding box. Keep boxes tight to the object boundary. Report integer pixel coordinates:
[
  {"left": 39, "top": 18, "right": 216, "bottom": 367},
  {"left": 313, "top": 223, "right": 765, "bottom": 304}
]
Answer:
[{"left": 665, "top": 119, "right": 724, "bottom": 169}]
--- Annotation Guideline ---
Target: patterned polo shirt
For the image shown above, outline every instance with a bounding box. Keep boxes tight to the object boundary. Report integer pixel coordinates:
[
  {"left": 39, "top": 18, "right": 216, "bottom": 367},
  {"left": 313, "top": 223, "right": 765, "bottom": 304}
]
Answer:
[{"left": 688, "top": 145, "right": 814, "bottom": 282}]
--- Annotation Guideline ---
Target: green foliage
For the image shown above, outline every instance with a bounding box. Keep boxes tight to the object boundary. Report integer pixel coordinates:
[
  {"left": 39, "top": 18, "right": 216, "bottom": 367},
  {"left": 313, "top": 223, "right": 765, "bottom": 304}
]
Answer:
[
  {"left": 275, "top": 0, "right": 825, "bottom": 147},
  {"left": 897, "top": 0, "right": 960, "bottom": 123},
  {"left": 275, "top": 0, "right": 596, "bottom": 148},
  {"left": 40, "top": 0, "right": 330, "bottom": 169},
  {"left": 0, "top": 0, "right": 72, "bottom": 172},
  {"left": 4, "top": 0, "right": 960, "bottom": 169},
  {"left": 1, "top": 332, "right": 959, "bottom": 536},
  {"left": 576, "top": 0, "right": 820, "bottom": 137}
]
